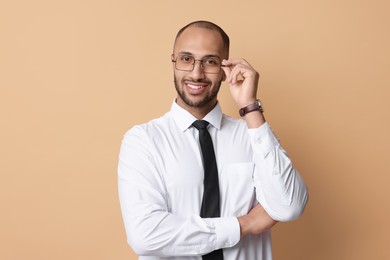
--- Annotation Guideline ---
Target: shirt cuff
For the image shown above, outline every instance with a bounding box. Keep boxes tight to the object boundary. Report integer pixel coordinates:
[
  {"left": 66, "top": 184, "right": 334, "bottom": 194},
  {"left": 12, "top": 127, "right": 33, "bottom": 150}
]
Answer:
[
  {"left": 248, "top": 122, "right": 280, "bottom": 157},
  {"left": 205, "top": 217, "right": 240, "bottom": 249}
]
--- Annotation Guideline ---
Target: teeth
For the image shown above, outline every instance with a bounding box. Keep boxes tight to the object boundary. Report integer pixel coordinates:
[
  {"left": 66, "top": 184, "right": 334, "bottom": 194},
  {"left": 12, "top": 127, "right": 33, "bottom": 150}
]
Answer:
[{"left": 187, "top": 84, "right": 203, "bottom": 89}]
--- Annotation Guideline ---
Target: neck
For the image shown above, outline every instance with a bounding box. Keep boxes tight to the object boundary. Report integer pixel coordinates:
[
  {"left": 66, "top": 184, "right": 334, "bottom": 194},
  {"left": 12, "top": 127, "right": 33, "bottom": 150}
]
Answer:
[{"left": 176, "top": 98, "right": 217, "bottom": 119}]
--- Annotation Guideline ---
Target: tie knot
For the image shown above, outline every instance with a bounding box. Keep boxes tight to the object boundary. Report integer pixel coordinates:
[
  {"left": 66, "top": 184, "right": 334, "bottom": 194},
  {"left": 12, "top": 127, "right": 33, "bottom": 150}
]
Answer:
[{"left": 192, "top": 120, "right": 209, "bottom": 130}]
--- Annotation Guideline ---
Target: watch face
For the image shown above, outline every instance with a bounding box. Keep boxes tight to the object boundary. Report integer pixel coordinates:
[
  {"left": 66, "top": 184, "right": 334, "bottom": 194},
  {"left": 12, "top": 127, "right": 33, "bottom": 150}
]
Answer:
[
  {"left": 239, "top": 109, "right": 245, "bottom": 117},
  {"left": 256, "top": 100, "right": 264, "bottom": 113}
]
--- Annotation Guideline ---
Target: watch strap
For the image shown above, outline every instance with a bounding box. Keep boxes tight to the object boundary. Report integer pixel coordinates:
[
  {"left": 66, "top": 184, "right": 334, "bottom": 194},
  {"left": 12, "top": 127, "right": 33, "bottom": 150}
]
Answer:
[{"left": 239, "top": 99, "right": 264, "bottom": 117}]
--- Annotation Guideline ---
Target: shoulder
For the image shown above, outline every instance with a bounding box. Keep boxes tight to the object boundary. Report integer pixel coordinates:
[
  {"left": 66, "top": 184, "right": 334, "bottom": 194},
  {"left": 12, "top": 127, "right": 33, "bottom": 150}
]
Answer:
[{"left": 122, "top": 113, "right": 175, "bottom": 143}]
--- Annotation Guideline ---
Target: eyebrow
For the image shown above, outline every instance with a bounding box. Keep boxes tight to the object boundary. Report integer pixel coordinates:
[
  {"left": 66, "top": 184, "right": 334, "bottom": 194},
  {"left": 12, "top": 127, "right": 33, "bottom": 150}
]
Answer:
[
  {"left": 178, "top": 51, "right": 193, "bottom": 56},
  {"left": 178, "top": 51, "right": 221, "bottom": 59}
]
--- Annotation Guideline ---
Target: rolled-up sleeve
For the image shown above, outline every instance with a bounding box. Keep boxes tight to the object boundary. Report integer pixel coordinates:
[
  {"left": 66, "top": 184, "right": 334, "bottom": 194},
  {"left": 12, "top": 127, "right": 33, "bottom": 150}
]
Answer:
[{"left": 248, "top": 123, "right": 308, "bottom": 221}]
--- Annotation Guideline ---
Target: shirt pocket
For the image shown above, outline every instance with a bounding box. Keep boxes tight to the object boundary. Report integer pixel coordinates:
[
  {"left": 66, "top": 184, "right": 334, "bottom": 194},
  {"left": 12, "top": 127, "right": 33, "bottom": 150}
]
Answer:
[{"left": 221, "top": 162, "right": 256, "bottom": 216}]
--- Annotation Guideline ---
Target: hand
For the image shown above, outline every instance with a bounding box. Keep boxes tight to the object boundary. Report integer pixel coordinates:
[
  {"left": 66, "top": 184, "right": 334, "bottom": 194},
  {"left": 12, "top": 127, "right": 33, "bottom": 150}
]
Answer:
[
  {"left": 237, "top": 204, "right": 278, "bottom": 237},
  {"left": 222, "top": 58, "right": 265, "bottom": 128},
  {"left": 221, "top": 58, "right": 260, "bottom": 108}
]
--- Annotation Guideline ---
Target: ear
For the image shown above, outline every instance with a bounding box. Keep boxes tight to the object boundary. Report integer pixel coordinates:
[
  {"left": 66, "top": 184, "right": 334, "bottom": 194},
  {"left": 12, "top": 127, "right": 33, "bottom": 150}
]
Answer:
[
  {"left": 221, "top": 67, "right": 227, "bottom": 81},
  {"left": 171, "top": 54, "right": 176, "bottom": 69},
  {"left": 222, "top": 72, "right": 226, "bottom": 81}
]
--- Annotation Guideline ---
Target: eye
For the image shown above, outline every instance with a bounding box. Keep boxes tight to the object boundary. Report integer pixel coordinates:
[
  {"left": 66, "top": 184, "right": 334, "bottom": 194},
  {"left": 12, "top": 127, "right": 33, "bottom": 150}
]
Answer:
[
  {"left": 179, "top": 55, "right": 194, "bottom": 63},
  {"left": 203, "top": 58, "right": 220, "bottom": 66}
]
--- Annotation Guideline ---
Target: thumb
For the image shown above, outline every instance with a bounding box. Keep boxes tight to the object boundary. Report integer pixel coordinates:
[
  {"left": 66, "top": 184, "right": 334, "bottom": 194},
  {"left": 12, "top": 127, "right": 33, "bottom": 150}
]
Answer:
[{"left": 221, "top": 64, "right": 231, "bottom": 80}]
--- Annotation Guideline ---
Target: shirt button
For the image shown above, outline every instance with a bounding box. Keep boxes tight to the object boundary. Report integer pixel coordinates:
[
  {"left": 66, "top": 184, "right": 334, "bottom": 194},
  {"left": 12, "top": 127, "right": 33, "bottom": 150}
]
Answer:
[{"left": 256, "top": 138, "right": 262, "bottom": 144}]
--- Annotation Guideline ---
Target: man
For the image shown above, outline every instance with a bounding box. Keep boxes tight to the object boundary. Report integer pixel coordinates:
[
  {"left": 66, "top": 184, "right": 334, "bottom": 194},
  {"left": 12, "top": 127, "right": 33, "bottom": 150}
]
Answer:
[{"left": 118, "top": 21, "right": 308, "bottom": 260}]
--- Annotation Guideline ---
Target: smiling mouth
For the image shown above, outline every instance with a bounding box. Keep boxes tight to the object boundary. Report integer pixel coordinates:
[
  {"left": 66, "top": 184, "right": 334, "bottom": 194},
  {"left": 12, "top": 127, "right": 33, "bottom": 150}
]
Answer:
[
  {"left": 187, "top": 84, "right": 204, "bottom": 89},
  {"left": 184, "top": 82, "right": 209, "bottom": 95}
]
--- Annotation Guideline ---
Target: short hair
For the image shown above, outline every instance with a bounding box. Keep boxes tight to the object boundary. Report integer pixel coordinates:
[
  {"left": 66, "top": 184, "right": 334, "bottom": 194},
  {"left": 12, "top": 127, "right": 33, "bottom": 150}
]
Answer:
[{"left": 174, "top": 20, "right": 230, "bottom": 57}]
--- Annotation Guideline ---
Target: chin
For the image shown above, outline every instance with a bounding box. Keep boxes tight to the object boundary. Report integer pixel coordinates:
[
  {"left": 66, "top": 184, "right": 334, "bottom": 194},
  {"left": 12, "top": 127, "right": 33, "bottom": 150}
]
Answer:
[{"left": 174, "top": 77, "right": 221, "bottom": 109}]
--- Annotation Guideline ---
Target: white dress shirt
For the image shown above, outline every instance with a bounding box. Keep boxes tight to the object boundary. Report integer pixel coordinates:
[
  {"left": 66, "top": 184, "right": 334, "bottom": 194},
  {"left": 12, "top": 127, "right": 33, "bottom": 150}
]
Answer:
[{"left": 118, "top": 101, "right": 308, "bottom": 260}]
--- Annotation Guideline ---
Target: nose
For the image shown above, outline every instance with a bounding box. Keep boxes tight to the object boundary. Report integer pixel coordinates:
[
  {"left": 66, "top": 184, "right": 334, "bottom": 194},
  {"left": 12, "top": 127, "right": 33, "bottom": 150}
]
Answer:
[{"left": 190, "top": 60, "right": 205, "bottom": 79}]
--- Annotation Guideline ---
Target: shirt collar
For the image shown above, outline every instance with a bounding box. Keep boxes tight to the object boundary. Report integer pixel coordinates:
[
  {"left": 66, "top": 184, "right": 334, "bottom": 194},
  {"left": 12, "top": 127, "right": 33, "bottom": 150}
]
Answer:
[{"left": 169, "top": 100, "right": 223, "bottom": 132}]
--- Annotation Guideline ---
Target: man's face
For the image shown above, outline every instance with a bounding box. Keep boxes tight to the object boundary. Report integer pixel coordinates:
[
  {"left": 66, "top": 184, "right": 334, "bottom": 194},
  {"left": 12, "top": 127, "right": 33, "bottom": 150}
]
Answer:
[{"left": 172, "top": 27, "right": 226, "bottom": 110}]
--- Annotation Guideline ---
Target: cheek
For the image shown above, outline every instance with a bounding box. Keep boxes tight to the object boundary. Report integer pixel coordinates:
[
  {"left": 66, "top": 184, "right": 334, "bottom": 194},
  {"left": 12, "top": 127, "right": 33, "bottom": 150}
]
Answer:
[
  {"left": 211, "top": 73, "right": 224, "bottom": 84},
  {"left": 174, "top": 70, "right": 187, "bottom": 82}
]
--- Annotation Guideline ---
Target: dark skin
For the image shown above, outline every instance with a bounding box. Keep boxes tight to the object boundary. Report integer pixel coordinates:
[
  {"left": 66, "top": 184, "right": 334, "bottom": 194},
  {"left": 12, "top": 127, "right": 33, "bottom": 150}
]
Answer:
[{"left": 173, "top": 26, "right": 278, "bottom": 237}]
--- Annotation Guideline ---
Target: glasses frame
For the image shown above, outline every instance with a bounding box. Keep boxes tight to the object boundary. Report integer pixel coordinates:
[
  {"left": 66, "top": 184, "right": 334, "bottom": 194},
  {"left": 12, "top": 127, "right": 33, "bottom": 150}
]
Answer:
[{"left": 171, "top": 55, "right": 223, "bottom": 74}]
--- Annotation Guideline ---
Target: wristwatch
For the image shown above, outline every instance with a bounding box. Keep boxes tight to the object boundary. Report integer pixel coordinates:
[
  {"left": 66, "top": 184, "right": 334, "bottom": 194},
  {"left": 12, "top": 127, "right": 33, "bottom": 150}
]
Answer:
[{"left": 239, "top": 99, "right": 264, "bottom": 117}]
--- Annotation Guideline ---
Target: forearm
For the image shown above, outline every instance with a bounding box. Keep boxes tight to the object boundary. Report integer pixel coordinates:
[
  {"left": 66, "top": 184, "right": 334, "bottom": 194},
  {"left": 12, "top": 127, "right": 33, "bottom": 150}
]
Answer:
[
  {"left": 119, "top": 191, "right": 240, "bottom": 256},
  {"left": 237, "top": 204, "right": 278, "bottom": 237},
  {"left": 118, "top": 128, "right": 240, "bottom": 256},
  {"left": 243, "top": 108, "right": 266, "bottom": 129}
]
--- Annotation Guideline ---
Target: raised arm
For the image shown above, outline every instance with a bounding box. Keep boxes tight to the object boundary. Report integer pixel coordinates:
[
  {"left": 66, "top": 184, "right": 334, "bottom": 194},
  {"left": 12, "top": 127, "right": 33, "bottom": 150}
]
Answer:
[{"left": 222, "top": 58, "right": 308, "bottom": 223}]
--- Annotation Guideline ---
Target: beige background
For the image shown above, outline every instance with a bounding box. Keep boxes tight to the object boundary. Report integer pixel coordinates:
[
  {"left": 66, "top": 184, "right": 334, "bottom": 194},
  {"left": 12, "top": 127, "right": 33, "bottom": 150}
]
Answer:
[{"left": 1, "top": 0, "right": 389, "bottom": 259}]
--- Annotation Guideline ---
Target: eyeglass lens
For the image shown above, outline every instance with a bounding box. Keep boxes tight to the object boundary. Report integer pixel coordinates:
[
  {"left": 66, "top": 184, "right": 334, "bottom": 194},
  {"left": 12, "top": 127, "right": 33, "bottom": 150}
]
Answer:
[{"left": 174, "top": 55, "right": 221, "bottom": 73}]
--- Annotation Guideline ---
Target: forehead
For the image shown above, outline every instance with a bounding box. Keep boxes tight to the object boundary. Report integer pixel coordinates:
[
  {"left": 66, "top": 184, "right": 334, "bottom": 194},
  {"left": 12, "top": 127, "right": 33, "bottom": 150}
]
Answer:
[{"left": 173, "top": 27, "right": 225, "bottom": 57}]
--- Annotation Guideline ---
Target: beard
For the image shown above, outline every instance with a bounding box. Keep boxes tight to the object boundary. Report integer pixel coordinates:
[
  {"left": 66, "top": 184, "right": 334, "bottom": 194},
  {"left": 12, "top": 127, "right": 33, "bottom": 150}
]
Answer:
[{"left": 174, "top": 75, "right": 222, "bottom": 108}]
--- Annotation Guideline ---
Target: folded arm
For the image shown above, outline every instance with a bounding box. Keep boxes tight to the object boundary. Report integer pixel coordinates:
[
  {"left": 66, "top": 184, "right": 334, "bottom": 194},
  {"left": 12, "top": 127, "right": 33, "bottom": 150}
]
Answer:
[{"left": 118, "top": 127, "right": 240, "bottom": 256}]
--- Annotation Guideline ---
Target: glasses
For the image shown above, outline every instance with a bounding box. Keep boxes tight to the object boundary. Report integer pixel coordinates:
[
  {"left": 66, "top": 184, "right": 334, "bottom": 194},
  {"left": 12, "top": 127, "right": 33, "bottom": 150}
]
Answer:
[{"left": 172, "top": 54, "right": 222, "bottom": 74}]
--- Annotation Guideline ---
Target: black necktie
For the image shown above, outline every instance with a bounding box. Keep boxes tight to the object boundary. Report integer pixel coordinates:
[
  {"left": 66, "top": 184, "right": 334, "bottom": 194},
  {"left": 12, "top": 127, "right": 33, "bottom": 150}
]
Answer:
[{"left": 192, "top": 120, "right": 224, "bottom": 260}]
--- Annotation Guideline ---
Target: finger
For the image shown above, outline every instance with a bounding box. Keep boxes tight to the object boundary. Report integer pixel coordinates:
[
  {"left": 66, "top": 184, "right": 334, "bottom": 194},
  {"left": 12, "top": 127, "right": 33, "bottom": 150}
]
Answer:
[
  {"left": 229, "top": 64, "right": 251, "bottom": 84},
  {"left": 222, "top": 59, "right": 254, "bottom": 84},
  {"left": 221, "top": 63, "right": 232, "bottom": 80},
  {"left": 222, "top": 58, "right": 253, "bottom": 69}
]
